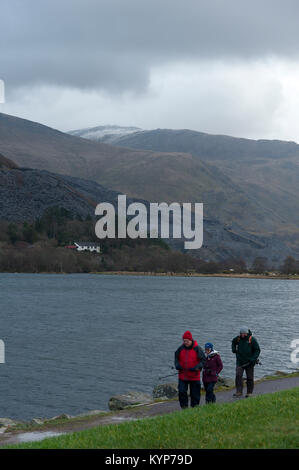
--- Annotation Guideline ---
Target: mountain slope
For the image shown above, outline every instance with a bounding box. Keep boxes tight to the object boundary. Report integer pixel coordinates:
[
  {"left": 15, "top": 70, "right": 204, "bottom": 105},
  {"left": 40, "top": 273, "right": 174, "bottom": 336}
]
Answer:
[
  {"left": 0, "top": 153, "right": 18, "bottom": 169},
  {"left": 0, "top": 166, "right": 122, "bottom": 222},
  {"left": 1, "top": 113, "right": 298, "bottom": 261},
  {"left": 105, "top": 128, "right": 299, "bottom": 161},
  {"left": 94, "top": 128, "right": 299, "bottom": 230},
  {"left": 0, "top": 112, "right": 283, "bottom": 234},
  {"left": 0, "top": 161, "right": 294, "bottom": 264}
]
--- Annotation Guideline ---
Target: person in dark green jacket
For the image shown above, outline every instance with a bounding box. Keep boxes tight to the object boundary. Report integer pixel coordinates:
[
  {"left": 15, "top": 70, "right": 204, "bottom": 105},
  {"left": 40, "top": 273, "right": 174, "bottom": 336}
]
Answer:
[{"left": 232, "top": 327, "right": 260, "bottom": 398}]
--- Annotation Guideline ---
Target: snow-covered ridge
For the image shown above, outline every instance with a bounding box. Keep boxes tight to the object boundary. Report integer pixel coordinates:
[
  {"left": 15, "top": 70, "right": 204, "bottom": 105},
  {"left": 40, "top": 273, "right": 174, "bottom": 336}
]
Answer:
[{"left": 68, "top": 125, "right": 143, "bottom": 143}]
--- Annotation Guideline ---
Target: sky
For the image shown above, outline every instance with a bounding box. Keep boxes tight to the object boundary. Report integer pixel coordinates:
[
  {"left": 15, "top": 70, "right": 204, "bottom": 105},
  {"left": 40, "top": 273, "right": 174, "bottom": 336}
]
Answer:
[{"left": 1, "top": 0, "right": 299, "bottom": 141}]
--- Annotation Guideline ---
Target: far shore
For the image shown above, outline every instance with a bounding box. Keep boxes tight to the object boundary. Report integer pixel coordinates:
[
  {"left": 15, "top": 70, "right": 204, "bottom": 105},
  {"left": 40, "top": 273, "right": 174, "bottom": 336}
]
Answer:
[
  {"left": 1, "top": 271, "right": 299, "bottom": 279},
  {"left": 91, "top": 271, "right": 299, "bottom": 280}
]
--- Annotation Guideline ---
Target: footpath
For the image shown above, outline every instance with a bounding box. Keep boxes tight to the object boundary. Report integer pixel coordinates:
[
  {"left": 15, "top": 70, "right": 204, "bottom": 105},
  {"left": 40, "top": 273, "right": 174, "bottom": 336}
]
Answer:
[{"left": 0, "top": 375, "right": 298, "bottom": 447}]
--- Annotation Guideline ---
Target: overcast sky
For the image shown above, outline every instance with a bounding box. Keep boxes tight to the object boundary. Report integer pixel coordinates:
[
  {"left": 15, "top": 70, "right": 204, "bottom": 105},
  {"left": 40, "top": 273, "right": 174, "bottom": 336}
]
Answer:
[{"left": 1, "top": 0, "right": 299, "bottom": 140}]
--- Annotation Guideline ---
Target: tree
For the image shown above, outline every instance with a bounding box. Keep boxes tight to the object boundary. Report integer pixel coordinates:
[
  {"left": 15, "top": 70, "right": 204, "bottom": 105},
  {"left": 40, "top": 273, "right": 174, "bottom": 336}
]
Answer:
[
  {"left": 23, "top": 222, "right": 38, "bottom": 244},
  {"left": 281, "top": 256, "right": 298, "bottom": 275},
  {"left": 7, "top": 223, "right": 19, "bottom": 244},
  {"left": 34, "top": 217, "right": 45, "bottom": 233},
  {"left": 252, "top": 257, "right": 268, "bottom": 274},
  {"left": 41, "top": 206, "right": 73, "bottom": 238}
]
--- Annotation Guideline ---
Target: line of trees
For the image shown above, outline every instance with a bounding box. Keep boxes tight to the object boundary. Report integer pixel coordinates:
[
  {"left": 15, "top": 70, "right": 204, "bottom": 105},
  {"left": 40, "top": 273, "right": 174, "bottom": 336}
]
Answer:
[
  {"left": 250, "top": 255, "right": 299, "bottom": 275},
  {"left": 0, "top": 207, "right": 298, "bottom": 274}
]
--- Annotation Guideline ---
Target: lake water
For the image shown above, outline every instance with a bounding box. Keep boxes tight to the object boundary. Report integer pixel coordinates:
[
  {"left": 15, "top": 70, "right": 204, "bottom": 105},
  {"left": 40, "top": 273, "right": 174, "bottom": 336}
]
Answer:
[{"left": 0, "top": 273, "right": 298, "bottom": 421}]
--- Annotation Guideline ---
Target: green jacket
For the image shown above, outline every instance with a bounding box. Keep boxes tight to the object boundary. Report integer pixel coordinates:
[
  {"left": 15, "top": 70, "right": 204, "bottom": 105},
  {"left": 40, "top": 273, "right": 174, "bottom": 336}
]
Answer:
[{"left": 232, "top": 330, "right": 260, "bottom": 367}]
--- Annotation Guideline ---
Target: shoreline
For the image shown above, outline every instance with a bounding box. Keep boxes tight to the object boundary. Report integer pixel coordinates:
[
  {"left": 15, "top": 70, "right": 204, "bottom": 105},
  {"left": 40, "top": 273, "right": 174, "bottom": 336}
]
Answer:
[
  {"left": 0, "top": 371, "right": 298, "bottom": 447},
  {"left": 93, "top": 271, "right": 299, "bottom": 280},
  {"left": 1, "top": 270, "right": 298, "bottom": 279},
  {"left": 1, "top": 371, "right": 298, "bottom": 433}
]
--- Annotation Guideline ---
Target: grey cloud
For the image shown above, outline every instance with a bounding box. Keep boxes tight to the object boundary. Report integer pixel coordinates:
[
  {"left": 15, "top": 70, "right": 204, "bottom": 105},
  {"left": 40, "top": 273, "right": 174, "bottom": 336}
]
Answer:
[{"left": 1, "top": 0, "right": 299, "bottom": 93}]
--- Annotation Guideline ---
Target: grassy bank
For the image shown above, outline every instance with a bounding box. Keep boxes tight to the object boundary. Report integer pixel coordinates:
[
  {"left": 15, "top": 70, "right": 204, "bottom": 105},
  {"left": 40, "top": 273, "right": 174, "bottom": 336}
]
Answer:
[{"left": 5, "top": 387, "right": 299, "bottom": 449}]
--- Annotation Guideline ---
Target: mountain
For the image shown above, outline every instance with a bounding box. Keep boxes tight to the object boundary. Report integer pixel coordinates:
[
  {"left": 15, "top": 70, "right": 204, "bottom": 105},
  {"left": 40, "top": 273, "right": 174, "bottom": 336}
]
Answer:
[
  {"left": 1, "top": 112, "right": 279, "bottom": 233},
  {"left": 87, "top": 127, "right": 299, "bottom": 232},
  {"left": 0, "top": 159, "right": 293, "bottom": 264},
  {"left": 68, "top": 125, "right": 142, "bottom": 144},
  {"left": 0, "top": 113, "right": 298, "bottom": 263},
  {"left": 103, "top": 128, "right": 299, "bottom": 161}
]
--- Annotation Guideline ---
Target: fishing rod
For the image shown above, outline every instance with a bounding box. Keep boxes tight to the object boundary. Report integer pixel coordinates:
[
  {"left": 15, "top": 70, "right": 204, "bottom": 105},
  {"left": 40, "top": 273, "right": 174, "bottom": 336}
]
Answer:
[
  {"left": 158, "top": 371, "right": 178, "bottom": 380},
  {"left": 241, "top": 358, "right": 263, "bottom": 368},
  {"left": 158, "top": 364, "right": 199, "bottom": 380},
  {"left": 158, "top": 366, "right": 181, "bottom": 380}
]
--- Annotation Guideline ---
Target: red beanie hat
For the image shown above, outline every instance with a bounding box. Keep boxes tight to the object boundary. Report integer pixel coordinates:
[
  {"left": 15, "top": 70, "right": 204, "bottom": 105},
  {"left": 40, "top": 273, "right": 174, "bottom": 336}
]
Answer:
[{"left": 183, "top": 330, "right": 193, "bottom": 340}]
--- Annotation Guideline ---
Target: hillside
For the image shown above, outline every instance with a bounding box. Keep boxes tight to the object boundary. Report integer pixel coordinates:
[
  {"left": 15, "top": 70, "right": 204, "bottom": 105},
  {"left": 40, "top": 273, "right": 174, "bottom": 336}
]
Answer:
[
  {"left": 0, "top": 158, "right": 293, "bottom": 264},
  {"left": 0, "top": 165, "right": 122, "bottom": 222},
  {"left": 0, "top": 153, "right": 18, "bottom": 169},
  {"left": 96, "top": 128, "right": 299, "bottom": 231},
  {"left": 0, "top": 113, "right": 289, "bottom": 234},
  {"left": 106, "top": 128, "right": 299, "bottom": 161},
  {"left": 1, "top": 113, "right": 298, "bottom": 263}
]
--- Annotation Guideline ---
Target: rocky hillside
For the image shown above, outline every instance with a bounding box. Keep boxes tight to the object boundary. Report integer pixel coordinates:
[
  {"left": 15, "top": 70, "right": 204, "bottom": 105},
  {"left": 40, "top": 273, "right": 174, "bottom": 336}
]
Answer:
[
  {"left": 0, "top": 165, "right": 122, "bottom": 222},
  {"left": 1, "top": 113, "right": 298, "bottom": 263},
  {"left": 0, "top": 159, "right": 294, "bottom": 265},
  {"left": 0, "top": 113, "right": 288, "bottom": 235},
  {"left": 0, "top": 153, "right": 18, "bottom": 169}
]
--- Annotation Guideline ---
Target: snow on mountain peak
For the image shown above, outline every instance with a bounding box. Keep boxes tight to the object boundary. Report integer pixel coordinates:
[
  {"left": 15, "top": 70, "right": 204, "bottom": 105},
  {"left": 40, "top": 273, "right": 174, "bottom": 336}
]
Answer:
[{"left": 69, "top": 125, "right": 143, "bottom": 143}]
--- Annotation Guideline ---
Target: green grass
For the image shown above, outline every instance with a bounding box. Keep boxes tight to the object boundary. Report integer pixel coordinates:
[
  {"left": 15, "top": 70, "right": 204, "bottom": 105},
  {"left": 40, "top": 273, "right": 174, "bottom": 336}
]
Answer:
[{"left": 5, "top": 388, "right": 299, "bottom": 449}]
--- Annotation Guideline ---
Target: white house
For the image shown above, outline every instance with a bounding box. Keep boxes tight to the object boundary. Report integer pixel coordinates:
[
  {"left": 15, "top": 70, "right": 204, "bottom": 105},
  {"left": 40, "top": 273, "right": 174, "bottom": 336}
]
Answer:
[{"left": 74, "top": 241, "right": 101, "bottom": 253}]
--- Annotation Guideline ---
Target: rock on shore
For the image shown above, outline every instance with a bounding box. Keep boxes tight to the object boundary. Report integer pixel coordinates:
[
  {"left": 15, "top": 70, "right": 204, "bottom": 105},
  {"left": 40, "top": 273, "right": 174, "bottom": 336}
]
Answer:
[
  {"left": 153, "top": 383, "right": 178, "bottom": 400},
  {"left": 215, "top": 377, "right": 235, "bottom": 388},
  {"left": 109, "top": 392, "right": 153, "bottom": 410},
  {"left": 152, "top": 377, "right": 235, "bottom": 401}
]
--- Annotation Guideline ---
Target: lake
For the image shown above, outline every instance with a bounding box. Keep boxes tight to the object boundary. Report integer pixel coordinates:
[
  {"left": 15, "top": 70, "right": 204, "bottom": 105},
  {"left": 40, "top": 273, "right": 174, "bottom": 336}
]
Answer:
[{"left": 0, "top": 273, "right": 298, "bottom": 420}]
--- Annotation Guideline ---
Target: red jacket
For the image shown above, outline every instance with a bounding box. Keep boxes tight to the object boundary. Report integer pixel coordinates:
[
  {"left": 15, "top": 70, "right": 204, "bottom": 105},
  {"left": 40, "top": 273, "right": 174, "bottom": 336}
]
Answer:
[{"left": 175, "top": 340, "right": 206, "bottom": 381}]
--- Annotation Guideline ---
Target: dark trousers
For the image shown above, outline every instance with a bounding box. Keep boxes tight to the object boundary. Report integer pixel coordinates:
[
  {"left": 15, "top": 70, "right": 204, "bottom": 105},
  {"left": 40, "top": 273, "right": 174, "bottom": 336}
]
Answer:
[
  {"left": 204, "top": 381, "right": 216, "bottom": 403},
  {"left": 235, "top": 365, "right": 254, "bottom": 394},
  {"left": 178, "top": 379, "right": 201, "bottom": 408}
]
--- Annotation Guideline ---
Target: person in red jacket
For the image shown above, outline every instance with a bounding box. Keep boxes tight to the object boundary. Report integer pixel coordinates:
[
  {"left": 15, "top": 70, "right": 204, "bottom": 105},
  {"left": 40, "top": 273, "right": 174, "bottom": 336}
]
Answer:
[
  {"left": 202, "top": 342, "right": 223, "bottom": 404},
  {"left": 174, "top": 331, "right": 206, "bottom": 408}
]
